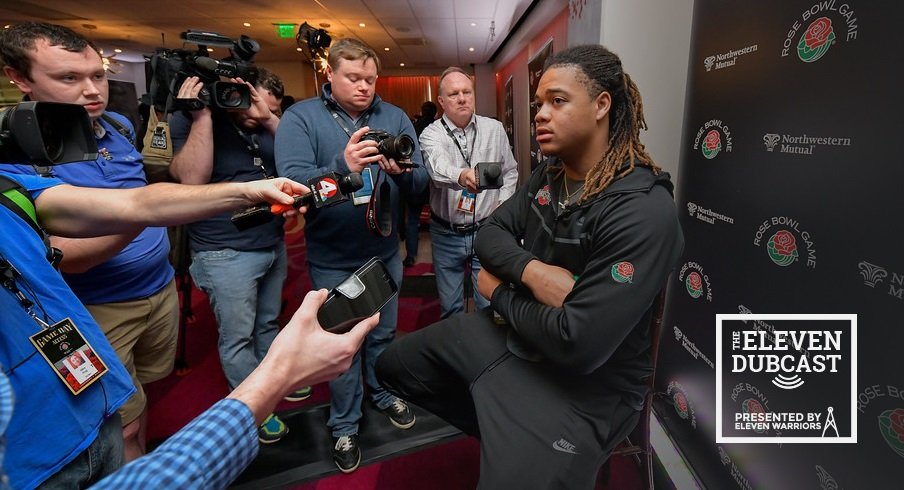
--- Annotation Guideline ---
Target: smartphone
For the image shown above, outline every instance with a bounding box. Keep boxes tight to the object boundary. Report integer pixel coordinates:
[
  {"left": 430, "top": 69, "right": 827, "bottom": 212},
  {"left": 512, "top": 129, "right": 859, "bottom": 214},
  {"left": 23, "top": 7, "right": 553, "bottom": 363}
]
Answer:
[{"left": 317, "top": 257, "right": 398, "bottom": 333}]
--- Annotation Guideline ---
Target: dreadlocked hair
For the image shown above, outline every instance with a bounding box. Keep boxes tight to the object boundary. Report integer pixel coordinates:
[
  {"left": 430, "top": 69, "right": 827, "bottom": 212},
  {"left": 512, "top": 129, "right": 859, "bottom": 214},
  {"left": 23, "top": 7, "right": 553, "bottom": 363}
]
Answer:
[{"left": 543, "top": 45, "right": 660, "bottom": 203}]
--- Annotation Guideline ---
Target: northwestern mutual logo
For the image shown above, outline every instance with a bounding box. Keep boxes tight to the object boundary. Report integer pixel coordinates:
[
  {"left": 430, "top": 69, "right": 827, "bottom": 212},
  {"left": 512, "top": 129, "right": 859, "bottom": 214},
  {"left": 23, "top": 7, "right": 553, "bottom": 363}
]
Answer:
[
  {"left": 717, "top": 314, "right": 857, "bottom": 443},
  {"left": 781, "top": 1, "right": 859, "bottom": 63},
  {"left": 858, "top": 260, "right": 904, "bottom": 302},
  {"left": 686, "top": 201, "right": 734, "bottom": 225},
  {"left": 693, "top": 119, "right": 733, "bottom": 160},
  {"left": 703, "top": 44, "right": 758, "bottom": 71},
  {"left": 761, "top": 132, "right": 852, "bottom": 155}
]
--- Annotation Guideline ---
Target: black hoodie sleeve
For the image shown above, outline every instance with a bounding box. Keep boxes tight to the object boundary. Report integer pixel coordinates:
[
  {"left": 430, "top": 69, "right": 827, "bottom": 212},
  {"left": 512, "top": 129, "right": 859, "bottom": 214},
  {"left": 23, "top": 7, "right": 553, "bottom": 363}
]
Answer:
[
  {"left": 473, "top": 168, "right": 543, "bottom": 287},
  {"left": 488, "top": 185, "right": 683, "bottom": 374}
]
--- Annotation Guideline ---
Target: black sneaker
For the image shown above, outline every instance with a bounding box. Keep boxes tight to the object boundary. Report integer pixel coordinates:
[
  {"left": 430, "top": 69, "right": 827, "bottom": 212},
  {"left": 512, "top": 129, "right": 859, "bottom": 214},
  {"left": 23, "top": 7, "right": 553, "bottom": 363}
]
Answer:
[
  {"left": 403, "top": 256, "right": 415, "bottom": 267},
  {"left": 332, "top": 434, "right": 361, "bottom": 473},
  {"left": 380, "top": 398, "right": 416, "bottom": 429}
]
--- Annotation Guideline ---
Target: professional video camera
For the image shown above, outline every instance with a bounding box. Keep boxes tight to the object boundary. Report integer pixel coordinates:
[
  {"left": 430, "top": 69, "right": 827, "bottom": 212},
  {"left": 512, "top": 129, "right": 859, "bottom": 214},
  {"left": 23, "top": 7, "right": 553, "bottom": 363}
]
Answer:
[
  {"left": 145, "top": 30, "right": 261, "bottom": 112},
  {"left": 361, "top": 130, "right": 416, "bottom": 164},
  {"left": 0, "top": 102, "right": 97, "bottom": 165},
  {"left": 475, "top": 161, "right": 503, "bottom": 190},
  {"left": 231, "top": 171, "right": 364, "bottom": 231}
]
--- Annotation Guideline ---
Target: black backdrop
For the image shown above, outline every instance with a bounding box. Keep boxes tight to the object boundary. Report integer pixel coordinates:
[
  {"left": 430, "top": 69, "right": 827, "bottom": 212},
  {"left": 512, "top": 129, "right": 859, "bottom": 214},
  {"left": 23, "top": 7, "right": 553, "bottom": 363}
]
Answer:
[{"left": 654, "top": 1, "right": 903, "bottom": 488}]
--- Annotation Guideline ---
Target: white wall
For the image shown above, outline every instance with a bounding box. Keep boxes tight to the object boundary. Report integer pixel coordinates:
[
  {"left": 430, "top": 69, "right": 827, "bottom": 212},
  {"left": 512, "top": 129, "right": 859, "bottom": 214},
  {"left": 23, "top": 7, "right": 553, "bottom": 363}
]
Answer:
[{"left": 599, "top": 0, "right": 695, "bottom": 187}]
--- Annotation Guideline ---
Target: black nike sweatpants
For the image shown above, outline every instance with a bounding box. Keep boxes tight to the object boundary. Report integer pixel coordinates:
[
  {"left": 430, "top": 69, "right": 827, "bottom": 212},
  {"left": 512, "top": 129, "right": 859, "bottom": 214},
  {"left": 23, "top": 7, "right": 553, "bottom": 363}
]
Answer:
[{"left": 375, "top": 309, "right": 639, "bottom": 489}]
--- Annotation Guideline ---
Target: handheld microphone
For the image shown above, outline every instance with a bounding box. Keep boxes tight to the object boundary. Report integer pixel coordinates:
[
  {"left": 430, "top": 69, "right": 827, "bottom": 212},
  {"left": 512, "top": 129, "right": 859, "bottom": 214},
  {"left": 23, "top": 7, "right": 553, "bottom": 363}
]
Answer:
[{"left": 231, "top": 172, "right": 364, "bottom": 231}]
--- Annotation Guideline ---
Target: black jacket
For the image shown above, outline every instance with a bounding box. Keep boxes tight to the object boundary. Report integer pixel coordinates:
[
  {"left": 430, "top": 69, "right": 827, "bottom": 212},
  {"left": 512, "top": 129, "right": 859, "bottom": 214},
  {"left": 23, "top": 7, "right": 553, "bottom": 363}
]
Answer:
[{"left": 475, "top": 161, "right": 684, "bottom": 408}]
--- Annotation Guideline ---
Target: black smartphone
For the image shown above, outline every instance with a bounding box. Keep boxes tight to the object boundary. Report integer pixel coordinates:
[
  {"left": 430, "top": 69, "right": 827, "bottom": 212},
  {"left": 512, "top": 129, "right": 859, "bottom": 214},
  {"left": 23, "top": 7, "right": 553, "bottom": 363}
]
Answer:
[{"left": 317, "top": 257, "right": 398, "bottom": 333}]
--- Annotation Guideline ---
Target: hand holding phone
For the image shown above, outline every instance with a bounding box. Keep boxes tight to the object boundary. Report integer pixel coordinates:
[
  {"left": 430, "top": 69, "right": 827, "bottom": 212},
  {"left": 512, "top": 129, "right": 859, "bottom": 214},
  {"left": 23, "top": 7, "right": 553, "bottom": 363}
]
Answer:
[{"left": 318, "top": 257, "right": 398, "bottom": 333}]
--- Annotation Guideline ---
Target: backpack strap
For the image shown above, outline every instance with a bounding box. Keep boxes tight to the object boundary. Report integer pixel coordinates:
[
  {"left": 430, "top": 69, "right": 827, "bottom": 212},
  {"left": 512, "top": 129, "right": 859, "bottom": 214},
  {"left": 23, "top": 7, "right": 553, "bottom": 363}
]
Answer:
[
  {"left": 101, "top": 113, "right": 135, "bottom": 146},
  {"left": 0, "top": 175, "right": 63, "bottom": 267}
]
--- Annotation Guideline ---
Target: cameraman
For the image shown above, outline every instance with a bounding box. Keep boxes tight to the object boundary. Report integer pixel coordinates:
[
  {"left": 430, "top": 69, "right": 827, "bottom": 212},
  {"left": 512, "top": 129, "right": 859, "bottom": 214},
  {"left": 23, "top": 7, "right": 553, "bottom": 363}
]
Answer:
[
  {"left": 419, "top": 67, "right": 518, "bottom": 319},
  {"left": 0, "top": 162, "right": 309, "bottom": 488},
  {"left": 275, "top": 38, "right": 428, "bottom": 474},
  {"left": 1, "top": 21, "right": 176, "bottom": 462},
  {"left": 169, "top": 68, "right": 307, "bottom": 444}
]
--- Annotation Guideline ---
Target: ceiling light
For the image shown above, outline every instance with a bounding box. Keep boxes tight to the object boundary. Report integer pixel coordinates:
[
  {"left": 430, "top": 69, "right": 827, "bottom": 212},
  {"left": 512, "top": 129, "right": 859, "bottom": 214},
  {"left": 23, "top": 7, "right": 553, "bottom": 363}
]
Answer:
[
  {"left": 3, "top": 25, "right": 11, "bottom": 29},
  {"left": 296, "top": 47, "right": 303, "bottom": 51},
  {"left": 470, "top": 22, "right": 477, "bottom": 27},
  {"left": 243, "top": 22, "right": 251, "bottom": 27},
  {"left": 384, "top": 47, "right": 390, "bottom": 51},
  {"left": 207, "top": 48, "right": 214, "bottom": 52},
  {"left": 359, "top": 23, "right": 366, "bottom": 28},
  {"left": 468, "top": 47, "right": 475, "bottom": 52},
  {"left": 114, "top": 48, "right": 122, "bottom": 53},
  {"left": 320, "top": 23, "right": 331, "bottom": 28},
  {"left": 399, "top": 63, "right": 405, "bottom": 67}
]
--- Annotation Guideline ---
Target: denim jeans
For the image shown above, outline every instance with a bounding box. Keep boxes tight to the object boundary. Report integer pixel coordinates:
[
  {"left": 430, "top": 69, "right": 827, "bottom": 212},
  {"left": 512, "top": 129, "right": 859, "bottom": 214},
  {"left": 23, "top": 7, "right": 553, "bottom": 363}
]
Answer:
[
  {"left": 430, "top": 222, "right": 490, "bottom": 319},
  {"left": 308, "top": 253, "right": 402, "bottom": 437},
  {"left": 37, "top": 414, "right": 123, "bottom": 489},
  {"left": 190, "top": 243, "right": 287, "bottom": 389}
]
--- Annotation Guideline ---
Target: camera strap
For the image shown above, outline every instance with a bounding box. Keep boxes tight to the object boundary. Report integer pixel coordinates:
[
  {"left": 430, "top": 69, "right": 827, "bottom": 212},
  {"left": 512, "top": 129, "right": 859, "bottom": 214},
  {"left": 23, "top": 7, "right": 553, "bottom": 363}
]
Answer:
[
  {"left": 365, "top": 168, "right": 392, "bottom": 237},
  {"left": 232, "top": 124, "right": 271, "bottom": 179},
  {"left": 440, "top": 118, "right": 477, "bottom": 166}
]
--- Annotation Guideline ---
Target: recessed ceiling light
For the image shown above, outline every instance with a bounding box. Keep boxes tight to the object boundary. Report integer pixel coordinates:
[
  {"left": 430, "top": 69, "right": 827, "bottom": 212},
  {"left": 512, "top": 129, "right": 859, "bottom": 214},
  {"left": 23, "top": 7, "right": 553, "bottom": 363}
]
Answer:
[
  {"left": 399, "top": 63, "right": 405, "bottom": 67},
  {"left": 296, "top": 47, "right": 303, "bottom": 51},
  {"left": 470, "top": 22, "right": 477, "bottom": 27},
  {"left": 207, "top": 48, "right": 214, "bottom": 52},
  {"left": 114, "top": 48, "right": 122, "bottom": 53},
  {"left": 384, "top": 47, "right": 390, "bottom": 51},
  {"left": 243, "top": 22, "right": 251, "bottom": 27},
  {"left": 359, "top": 23, "right": 366, "bottom": 28},
  {"left": 3, "top": 25, "right": 11, "bottom": 29},
  {"left": 468, "top": 47, "right": 475, "bottom": 52}
]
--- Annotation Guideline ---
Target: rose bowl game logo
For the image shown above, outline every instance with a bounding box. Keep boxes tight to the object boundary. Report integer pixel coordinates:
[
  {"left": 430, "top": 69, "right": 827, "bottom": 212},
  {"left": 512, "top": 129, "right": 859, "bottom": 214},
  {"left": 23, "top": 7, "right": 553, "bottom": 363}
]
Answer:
[
  {"left": 678, "top": 261, "right": 713, "bottom": 302},
  {"left": 611, "top": 261, "right": 634, "bottom": 283},
  {"left": 754, "top": 216, "right": 816, "bottom": 269},
  {"left": 781, "top": 2, "right": 858, "bottom": 62},
  {"left": 742, "top": 398, "right": 768, "bottom": 433},
  {"left": 878, "top": 408, "right": 904, "bottom": 458},
  {"left": 667, "top": 381, "right": 697, "bottom": 429},
  {"left": 674, "top": 391, "right": 690, "bottom": 419},
  {"left": 535, "top": 184, "right": 551, "bottom": 206},
  {"left": 693, "top": 119, "right": 733, "bottom": 160},
  {"left": 767, "top": 230, "right": 799, "bottom": 267},
  {"left": 701, "top": 129, "right": 722, "bottom": 159},
  {"left": 798, "top": 17, "right": 836, "bottom": 62}
]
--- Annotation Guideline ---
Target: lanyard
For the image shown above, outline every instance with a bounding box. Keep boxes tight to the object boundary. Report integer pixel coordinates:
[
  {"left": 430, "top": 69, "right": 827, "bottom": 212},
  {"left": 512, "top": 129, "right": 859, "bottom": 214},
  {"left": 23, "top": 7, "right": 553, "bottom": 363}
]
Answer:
[
  {"left": 440, "top": 118, "right": 477, "bottom": 166},
  {"left": 1, "top": 255, "right": 51, "bottom": 329},
  {"left": 233, "top": 125, "right": 271, "bottom": 179},
  {"left": 322, "top": 99, "right": 371, "bottom": 138}
]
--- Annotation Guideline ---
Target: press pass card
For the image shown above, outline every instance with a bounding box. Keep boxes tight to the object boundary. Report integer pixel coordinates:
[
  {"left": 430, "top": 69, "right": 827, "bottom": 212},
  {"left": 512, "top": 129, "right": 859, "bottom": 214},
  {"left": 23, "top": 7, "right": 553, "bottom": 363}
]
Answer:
[
  {"left": 353, "top": 167, "right": 375, "bottom": 205},
  {"left": 30, "top": 318, "right": 108, "bottom": 395}
]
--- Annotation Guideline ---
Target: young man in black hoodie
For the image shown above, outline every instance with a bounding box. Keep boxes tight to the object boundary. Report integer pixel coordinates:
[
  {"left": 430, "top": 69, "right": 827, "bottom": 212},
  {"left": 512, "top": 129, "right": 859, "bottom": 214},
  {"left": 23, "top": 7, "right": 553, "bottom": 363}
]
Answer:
[{"left": 377, "top": 44, "right": 684, "bottom": 488}]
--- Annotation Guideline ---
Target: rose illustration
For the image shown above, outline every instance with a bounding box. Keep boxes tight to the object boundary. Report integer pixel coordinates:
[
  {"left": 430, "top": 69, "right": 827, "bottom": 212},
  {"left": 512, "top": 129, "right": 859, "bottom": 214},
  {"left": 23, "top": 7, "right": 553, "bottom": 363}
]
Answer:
[
  {"left": 804, "top": 17, "right": 834, "bottom": 50},
  {"left": 674, "top": 392, "right": 689, "bottom": 418},
  {"left": 797, "top": 17, "right": 836, "bottom": 63},
  {"left": 767, "top": 230, "right": 799, "bottom": 266},
  {"left": 686, "top": 272, "right": 703, "bottom": 298},
  {"left": 611, "top": 261, "right": 634, "bottom": 283},
  {"left": 879, "top": 408, "right": 904, "bottom": 458},
  {"left": 702, "top": 129, "right": 722, "bottom": 159}
]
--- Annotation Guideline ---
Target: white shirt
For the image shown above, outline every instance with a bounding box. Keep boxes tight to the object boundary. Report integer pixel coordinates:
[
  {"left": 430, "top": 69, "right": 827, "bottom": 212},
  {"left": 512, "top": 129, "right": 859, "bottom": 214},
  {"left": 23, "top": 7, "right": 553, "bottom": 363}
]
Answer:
[{"left": 419, "top": 113, "right": 518, "bottom": 224}]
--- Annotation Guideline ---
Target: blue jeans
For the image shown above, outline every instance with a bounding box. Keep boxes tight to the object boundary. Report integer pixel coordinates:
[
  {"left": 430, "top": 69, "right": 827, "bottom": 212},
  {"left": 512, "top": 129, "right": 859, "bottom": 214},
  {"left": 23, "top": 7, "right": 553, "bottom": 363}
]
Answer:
[
  {"left": 37, "top": 414, "right": 122, "bottom": 489},
  {"left": 190, "top": 244, "right": 287, "bottom": 389},
  {"left": 430, "top": 223, "right": 490, "bottom": 319},
  {"left": 308, "top": 254, "right": 403, "bottom": 437}
]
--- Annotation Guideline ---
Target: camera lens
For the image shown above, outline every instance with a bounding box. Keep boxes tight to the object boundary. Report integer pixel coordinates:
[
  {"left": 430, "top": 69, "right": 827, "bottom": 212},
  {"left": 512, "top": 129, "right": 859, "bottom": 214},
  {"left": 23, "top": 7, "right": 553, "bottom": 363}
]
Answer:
[
  {"left": 39, "top": 116, "right": 63, "bottom": 162},
  {"left": 394, "top": 134, "right": 414, "bottom": 160},
  {"left": 219, "top": 87, "right": 244, "bottom": 108}
]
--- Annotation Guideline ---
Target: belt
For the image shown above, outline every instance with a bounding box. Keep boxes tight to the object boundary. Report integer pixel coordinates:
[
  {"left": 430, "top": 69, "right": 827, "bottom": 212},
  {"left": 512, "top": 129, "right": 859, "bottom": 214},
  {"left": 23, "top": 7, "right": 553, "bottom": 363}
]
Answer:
[{"left": 431, "top": 212, "right": 486, "bottom": 234}]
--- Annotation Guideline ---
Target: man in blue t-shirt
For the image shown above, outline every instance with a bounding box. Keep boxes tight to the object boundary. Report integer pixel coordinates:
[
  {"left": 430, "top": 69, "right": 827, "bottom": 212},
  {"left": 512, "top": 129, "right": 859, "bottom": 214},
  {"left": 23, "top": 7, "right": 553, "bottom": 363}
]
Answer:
[
  {"left": 169, "top": 68, "right": 309, "bottom": 443},
  {"left": 0, "top": 170, "right": 307, "bottom": 489},
  {"left": 1, "top": 22, "right": 174, "bottom": 461}
]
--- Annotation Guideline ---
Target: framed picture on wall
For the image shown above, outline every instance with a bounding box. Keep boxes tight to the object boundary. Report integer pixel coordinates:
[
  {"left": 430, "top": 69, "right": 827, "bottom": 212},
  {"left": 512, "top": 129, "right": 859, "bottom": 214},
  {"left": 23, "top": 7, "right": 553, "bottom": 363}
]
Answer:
[
  {"left": 528, "top": 38, "right": 553, "bottom": 171},
  {"left": 503, "top": 75, "right": 515, "bottom": 152}
]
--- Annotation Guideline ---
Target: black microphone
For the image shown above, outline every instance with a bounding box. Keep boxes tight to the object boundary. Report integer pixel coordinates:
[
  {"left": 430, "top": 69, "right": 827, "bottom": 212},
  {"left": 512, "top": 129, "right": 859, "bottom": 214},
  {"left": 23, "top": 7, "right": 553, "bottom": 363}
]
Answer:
[{"left": 231, "top": 172, "right": 364, "bottom": 231}]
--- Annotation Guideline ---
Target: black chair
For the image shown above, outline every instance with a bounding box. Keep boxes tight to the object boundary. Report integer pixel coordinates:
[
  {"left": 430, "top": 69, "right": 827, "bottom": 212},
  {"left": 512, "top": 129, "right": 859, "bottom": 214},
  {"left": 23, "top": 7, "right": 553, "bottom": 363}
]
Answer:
[{"left": 604, "top": 287, "right": 667, "bottom": 489}]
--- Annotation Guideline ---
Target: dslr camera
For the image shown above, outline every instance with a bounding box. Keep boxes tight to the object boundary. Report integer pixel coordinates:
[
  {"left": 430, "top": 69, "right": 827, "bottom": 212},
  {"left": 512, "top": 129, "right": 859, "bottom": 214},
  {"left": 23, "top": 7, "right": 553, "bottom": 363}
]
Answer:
[
  {"left": 361, "top": 130, "right": 416, "bottom": 165},
  {"left": 475, "top": 161, "right": 503, "bottom": 190},
  {"left": 0, "top": 102, "right": 97, "bottom": 165},
  {"left": 145, "top": 30, "right": 261, "bottom": 112}
]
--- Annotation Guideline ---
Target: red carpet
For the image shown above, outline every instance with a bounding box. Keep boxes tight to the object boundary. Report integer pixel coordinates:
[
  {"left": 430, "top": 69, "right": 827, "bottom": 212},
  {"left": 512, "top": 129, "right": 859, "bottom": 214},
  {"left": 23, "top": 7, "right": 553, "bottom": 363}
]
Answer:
[{"left": 145, "top": 218, "right": 641, "bottom": 489}]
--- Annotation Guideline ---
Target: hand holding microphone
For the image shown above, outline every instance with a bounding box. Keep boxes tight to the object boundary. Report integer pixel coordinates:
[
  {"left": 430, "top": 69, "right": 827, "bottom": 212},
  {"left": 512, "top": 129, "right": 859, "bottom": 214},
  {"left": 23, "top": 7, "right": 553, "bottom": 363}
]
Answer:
[{"left": 232, "top": 172, "right": 364, "bottom": 230}]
